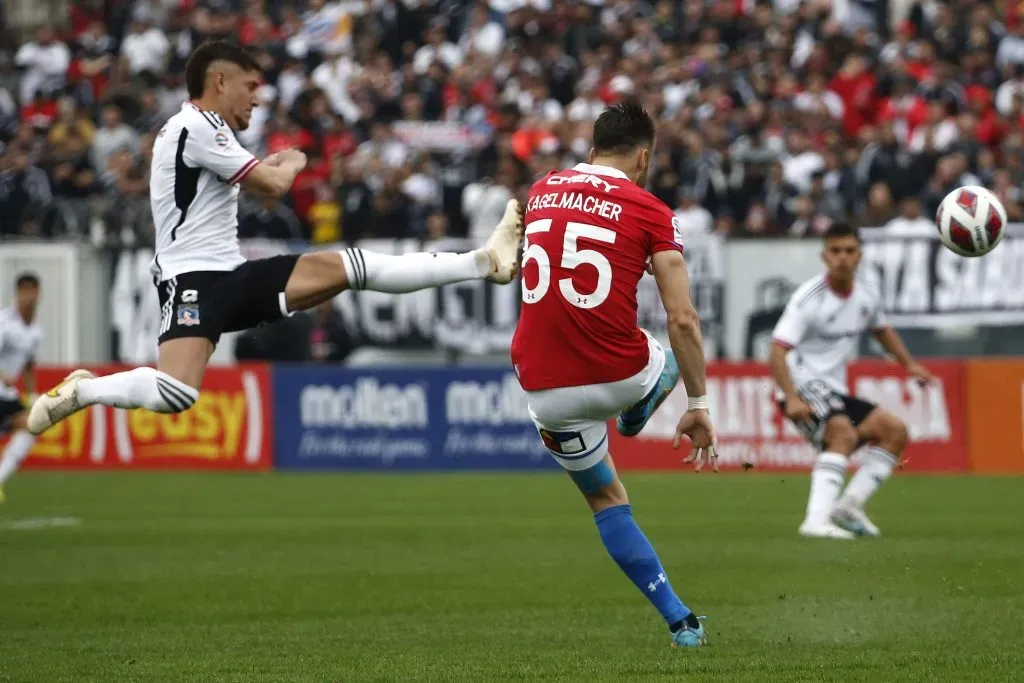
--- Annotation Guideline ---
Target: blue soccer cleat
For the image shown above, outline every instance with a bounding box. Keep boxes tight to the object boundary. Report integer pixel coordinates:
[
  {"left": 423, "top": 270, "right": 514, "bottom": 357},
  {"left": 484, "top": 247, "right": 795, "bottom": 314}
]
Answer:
[
  {"left": 617, "top": 355, "right": 681, "bottom": 437},
  {"left": 671, "top": 616, "right": 708, "bottom": 648}
]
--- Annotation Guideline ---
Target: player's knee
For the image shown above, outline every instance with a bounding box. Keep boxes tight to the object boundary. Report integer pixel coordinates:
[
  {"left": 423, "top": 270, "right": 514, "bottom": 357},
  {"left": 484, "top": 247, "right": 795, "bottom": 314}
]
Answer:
[
  {"left": 879, "top": 414, "right": 909, "bottom": 453},
  {"left": 823, "top": 417, "right": 858, "bottom": 455}
]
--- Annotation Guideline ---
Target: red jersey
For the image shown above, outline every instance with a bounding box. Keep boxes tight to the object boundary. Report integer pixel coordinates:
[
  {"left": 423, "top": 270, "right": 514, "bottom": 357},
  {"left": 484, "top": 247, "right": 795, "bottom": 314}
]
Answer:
[{"left": 510, "top": 163, "right": 682, "bottom": 391}]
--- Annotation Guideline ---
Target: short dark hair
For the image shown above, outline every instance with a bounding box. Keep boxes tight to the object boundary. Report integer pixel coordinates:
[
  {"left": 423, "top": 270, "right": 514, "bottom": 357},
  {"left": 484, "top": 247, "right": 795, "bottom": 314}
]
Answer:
[
  {"left": 15, "top": 272, "right": 39, "bottom": 289},
  {"left": 592, "top": 101, "right": 656, "bottom": 156},
  {"left": 824, "top": 222, "right": 861, "bottom": 243},
  {"left": 185, "top": 41, "right": 261, "bottom": 99}
]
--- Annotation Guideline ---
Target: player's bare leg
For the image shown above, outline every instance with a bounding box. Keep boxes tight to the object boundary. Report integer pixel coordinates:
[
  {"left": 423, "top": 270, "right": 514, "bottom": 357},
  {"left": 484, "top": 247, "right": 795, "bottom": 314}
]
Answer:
[
  {"left": 26, "top": 339, "right": 210, "bottom": 435},
  {"left": 0, "top": 411, "right": 36, "bottom": 501},
  {"left": 571, "top": 454, "right": 707, "bottom": 648},
  {"left": 800, "top": 415, "right": 858, "bottom": 539},
  {"left": 282, "top": 199, "right": 523, "bottom": 312},
  {"left": 831, "top": 409, "right": 908, "bottom": 537}
]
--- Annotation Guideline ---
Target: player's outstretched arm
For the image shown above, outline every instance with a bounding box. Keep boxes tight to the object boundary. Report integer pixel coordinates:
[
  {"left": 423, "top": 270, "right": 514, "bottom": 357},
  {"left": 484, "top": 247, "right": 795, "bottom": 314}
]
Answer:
[
  {"left": 651, "top": 250, "right": 706, "bottom": 397},
  {"left": 22, "top": 359, "right": 36, "bottom": 399},
  {"left": 871, "top": 326, "right": 934, "bottom": 384},
  {"left": 651, "top": 249, "right": 717, "bottom": 471},
  {"left": 770, "top": 296, "right": 813, "bottom": 421},
  {"left": 241, "top": 150, "right": 307, "bottom": 199},
  {"left": 769, "top": 341, "right": 812, "bottom": 422}
]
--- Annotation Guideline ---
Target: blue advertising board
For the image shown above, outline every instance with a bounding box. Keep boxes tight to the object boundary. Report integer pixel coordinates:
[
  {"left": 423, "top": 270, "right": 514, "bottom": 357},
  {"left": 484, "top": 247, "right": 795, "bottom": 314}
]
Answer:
[{"left": 272, "top": 366, "right": 560, "bottom": 471}]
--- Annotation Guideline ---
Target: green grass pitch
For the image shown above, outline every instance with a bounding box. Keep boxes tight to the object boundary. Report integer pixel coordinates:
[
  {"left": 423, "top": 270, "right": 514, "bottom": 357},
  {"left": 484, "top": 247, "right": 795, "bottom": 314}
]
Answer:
[{"left": 1, "top": 472, "right": 1023, "bottom": 682}]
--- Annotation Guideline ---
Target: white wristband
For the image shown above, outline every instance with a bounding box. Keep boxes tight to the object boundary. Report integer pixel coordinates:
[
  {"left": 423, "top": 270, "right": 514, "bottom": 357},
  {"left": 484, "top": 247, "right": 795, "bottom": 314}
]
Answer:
[{"left": 687, "top": 395, "right": 709, "bottom": 411}]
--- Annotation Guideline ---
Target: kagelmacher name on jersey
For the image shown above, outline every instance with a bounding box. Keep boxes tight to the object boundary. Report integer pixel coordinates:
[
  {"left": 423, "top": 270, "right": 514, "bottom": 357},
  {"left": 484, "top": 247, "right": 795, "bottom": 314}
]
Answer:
[{"left": 525, "top": 191, "right": 623, "bottom": 222}]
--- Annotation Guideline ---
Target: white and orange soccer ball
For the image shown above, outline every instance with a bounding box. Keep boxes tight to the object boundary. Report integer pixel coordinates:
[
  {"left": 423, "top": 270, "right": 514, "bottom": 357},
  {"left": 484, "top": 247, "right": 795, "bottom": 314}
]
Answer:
[{"left": 935, "top": 186, "right": 1007, "bottom": 257}]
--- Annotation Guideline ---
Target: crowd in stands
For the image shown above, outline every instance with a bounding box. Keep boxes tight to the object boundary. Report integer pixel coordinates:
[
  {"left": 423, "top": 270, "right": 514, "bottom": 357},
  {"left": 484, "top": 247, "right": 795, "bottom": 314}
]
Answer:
[{"left": 2, "top": 0, "right": 1024, "bottom": 246}]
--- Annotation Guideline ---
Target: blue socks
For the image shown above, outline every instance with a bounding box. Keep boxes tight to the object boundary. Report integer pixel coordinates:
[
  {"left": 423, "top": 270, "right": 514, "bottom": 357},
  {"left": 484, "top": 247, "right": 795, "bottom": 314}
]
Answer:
[{"left": 594, "top": 504, "right": 690, "bottom": 628}]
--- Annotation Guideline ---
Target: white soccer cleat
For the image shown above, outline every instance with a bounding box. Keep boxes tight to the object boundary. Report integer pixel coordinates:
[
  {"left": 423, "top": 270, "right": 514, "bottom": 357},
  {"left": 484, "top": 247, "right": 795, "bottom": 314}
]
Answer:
[
  {"left": 831, "top": 504, "right": 881, "bottom": 537},
  {"left": 798, "top": 520, "right": 856, "bottom": 540},
  {"left": 26, "top": 369, "right": 95, "bottom": 436},
  {"left": 485, "top": 199, "right": 524, "bottom": 284}
]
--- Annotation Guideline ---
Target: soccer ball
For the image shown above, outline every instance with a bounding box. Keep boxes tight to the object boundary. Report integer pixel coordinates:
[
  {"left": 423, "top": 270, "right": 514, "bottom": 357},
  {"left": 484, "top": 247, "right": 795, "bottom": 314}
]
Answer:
[{"left": 935, "top": 186, "right": 1007, "bottom": 257}]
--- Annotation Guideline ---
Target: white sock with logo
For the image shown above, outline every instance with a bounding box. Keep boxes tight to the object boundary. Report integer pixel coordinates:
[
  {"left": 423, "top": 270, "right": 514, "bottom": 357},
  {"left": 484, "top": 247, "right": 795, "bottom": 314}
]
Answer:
[
  {"left": 77, "top": 367, "right": 199, "bottom": 414},
  {"left": 0, "top": 431, "right": 35, "bottom": 485},
  {"left": 805, "top": 452, "right": 848, "bottom": 525},
  {"left": 340, "top": 247, "right": 491, "bottom": 293},
  {"left": 839, "top": 446, "right": 898, "bottom": 509}
]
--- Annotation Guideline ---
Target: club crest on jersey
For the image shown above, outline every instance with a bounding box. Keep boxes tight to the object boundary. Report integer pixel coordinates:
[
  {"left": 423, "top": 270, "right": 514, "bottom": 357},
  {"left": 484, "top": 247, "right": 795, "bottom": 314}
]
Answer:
[
  {"left": 538, "top": 429, "right": 585, "bottom": 455},
  {"left": 176, "top": 305, "right": 200, "bottom": 327},
  {"left": 214, "top": 131, "right": 229, "bottom": 147}
]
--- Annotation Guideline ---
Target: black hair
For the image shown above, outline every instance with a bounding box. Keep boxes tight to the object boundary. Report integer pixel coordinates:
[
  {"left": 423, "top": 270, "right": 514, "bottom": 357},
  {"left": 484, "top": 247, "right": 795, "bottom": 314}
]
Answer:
[
  {"left": 823, "top": 222, "right": 861, "bottom": 243},
  {"left": 15, "top": 272, "right": 40, "bottom": 289},
  {"left": 592, "top": 101, "right": 656, "bottom": 156},
  {"left": 185, "top": 41, "right": 261, "bottom": 99}
]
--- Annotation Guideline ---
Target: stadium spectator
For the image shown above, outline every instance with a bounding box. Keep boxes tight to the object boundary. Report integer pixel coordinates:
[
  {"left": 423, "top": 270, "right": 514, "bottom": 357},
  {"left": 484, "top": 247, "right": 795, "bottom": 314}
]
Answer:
[
  {"left": 462, "top": 160, "right": 516, "bottom": 243},
  {"left": 238, "top": 196, "right": 305, "bottom": 241},
  {"left": 90, "top": 104, "right": 138, "bottom": 175},
  {"left": 335, "top": 157, "right": 373, "bottom": 242},
  {"left": 120, "top": 18, "right": 169, "bottom": 77},
  {"left": 0, "top": 0, "right": 1022, "bottom": 242},
  {"left": 0, "top": 145, "right": 52, "bottom": 236},
  {"left": 673, "top": 187, "right": 713, "bottom": 239},
  {"left": 883, "top": 196, "right": 934, "bottom": 235},
  {"left": 14, "top": 27, "right": 69, "bottom": 106}
]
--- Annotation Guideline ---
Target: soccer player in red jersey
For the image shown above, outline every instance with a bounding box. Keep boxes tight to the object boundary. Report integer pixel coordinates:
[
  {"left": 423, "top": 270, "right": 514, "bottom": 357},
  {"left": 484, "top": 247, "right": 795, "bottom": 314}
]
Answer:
[{"left": 510, "top": 102, "right": 718, "bottom": 648}]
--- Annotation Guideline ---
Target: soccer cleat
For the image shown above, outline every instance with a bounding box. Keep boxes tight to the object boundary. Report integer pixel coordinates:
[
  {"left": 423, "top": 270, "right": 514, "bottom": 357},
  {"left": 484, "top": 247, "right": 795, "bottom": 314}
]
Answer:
[
  {"left": 671, "top": 616, "right": 708, "bottom": 648},
  {"left": 617, "top": 355, "right": 680, "bottom": 437},
  {"left": 799, "top": 520, "right": 856, "bottom": 539},
  {"left": 485, "top": 199, "right": 524, "bottom": 284},
  {"left": 831, "top": 504, "right": 881, "bottom": 537},
  {"left": 26, "top": 369, "right": 95, "bottom": 436}
]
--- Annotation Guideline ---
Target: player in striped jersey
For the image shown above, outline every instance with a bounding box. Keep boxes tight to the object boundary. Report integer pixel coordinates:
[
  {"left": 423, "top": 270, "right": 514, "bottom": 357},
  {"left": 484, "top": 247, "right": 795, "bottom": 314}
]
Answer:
[
  {"left": 769, "top": 223, "right": 932, "bottom": 539},
  {"left": 0, "top": 274, "right": 43, "bottom": 501},
  {"left": 28, "top": 41, "right": 522, "bottom": 435}
]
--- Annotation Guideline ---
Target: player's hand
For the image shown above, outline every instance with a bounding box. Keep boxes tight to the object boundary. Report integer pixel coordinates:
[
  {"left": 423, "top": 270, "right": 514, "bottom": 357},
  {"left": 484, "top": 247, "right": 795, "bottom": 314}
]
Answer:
[
  {"left": 266, "top": 149, "right": 307, "bottom": 169},
  {"left": 906, "top": 361, "right": 934, "bottom": 386},
  {"left": 784, "top": 395, "right": 813, "bottom": 422},
  {"left": 673, "top": 409, "right": 719, "bottom": 473},
  {"left": 263, "top": 151, "right": 285, "bottom": 166}
]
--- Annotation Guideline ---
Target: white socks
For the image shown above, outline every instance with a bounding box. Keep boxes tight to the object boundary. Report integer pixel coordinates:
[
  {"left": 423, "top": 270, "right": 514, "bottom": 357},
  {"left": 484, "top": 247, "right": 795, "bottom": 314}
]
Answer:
[
  {"left": 839, "top": 446, "right": 897, "bottom": 510},
  {"left": 0, "top": 431, "right": 35, "bottom": 485},
  {"left": 340, "top": 247, "right": 491, "bottom": 293},
  {"left": 805, "top": 452, "right": 847, "bottom": 525},
  {"left": 77, "top": 367, "right": 199, "bottom": 414}
]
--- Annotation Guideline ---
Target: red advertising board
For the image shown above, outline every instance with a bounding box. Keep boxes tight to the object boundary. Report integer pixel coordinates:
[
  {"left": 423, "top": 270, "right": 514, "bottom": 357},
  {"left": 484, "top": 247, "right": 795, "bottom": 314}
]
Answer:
[
  {"left": 610, "top": 360, "right": 967, "bottom": 473},
  {"left": 0, "top": 365, "right": 273, "bottom": 470}
]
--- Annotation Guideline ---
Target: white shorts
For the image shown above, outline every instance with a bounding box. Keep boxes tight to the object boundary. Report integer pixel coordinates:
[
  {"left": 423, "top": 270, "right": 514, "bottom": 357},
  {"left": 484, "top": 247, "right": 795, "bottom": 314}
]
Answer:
[{"left": 525, "top": 331, "right": 666, "bottom": 472}]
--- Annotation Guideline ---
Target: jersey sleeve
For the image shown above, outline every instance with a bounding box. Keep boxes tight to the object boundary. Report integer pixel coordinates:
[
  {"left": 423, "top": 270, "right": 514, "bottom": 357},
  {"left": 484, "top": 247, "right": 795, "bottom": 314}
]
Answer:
[
  {"left": 772, "top": 298, "right": 810, "bottom": 349},
  {"left": 868, "top": 296, "right": 889, "bottom": 330},
  {"left": 29, "top": 328, "right": 43, "bottom": 361},
  {"left": 183, "top": 124, "right": 259, "bottom": 185},
  {"left": 647, "top": 204, "right": 684, "bottom": 255}
]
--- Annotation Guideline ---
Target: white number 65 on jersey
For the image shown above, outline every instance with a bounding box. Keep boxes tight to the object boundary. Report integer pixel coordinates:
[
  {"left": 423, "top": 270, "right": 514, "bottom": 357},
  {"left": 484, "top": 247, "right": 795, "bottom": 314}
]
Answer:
[{"left": 521, "top": 219, "right": 616, "bottom": 309}]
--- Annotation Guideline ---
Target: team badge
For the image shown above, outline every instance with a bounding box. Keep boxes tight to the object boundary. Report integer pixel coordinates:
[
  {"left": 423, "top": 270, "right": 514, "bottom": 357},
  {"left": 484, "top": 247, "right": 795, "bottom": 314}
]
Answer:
[
  {"left": 176, "top": 305, "right": 201, "bottom": 326},
  {"left": 214, "top": 131, "right": 229, "bottom": 147},
  {"left": 538, "top": 428, "right": 585, "bottom": 455}
]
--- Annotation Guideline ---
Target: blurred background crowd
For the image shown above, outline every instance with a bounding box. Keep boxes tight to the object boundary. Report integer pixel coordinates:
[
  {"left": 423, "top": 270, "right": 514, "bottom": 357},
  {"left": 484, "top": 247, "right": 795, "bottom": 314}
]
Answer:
[{"left": 1, "top": 0, "right": 1024, "bottom": 247}]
